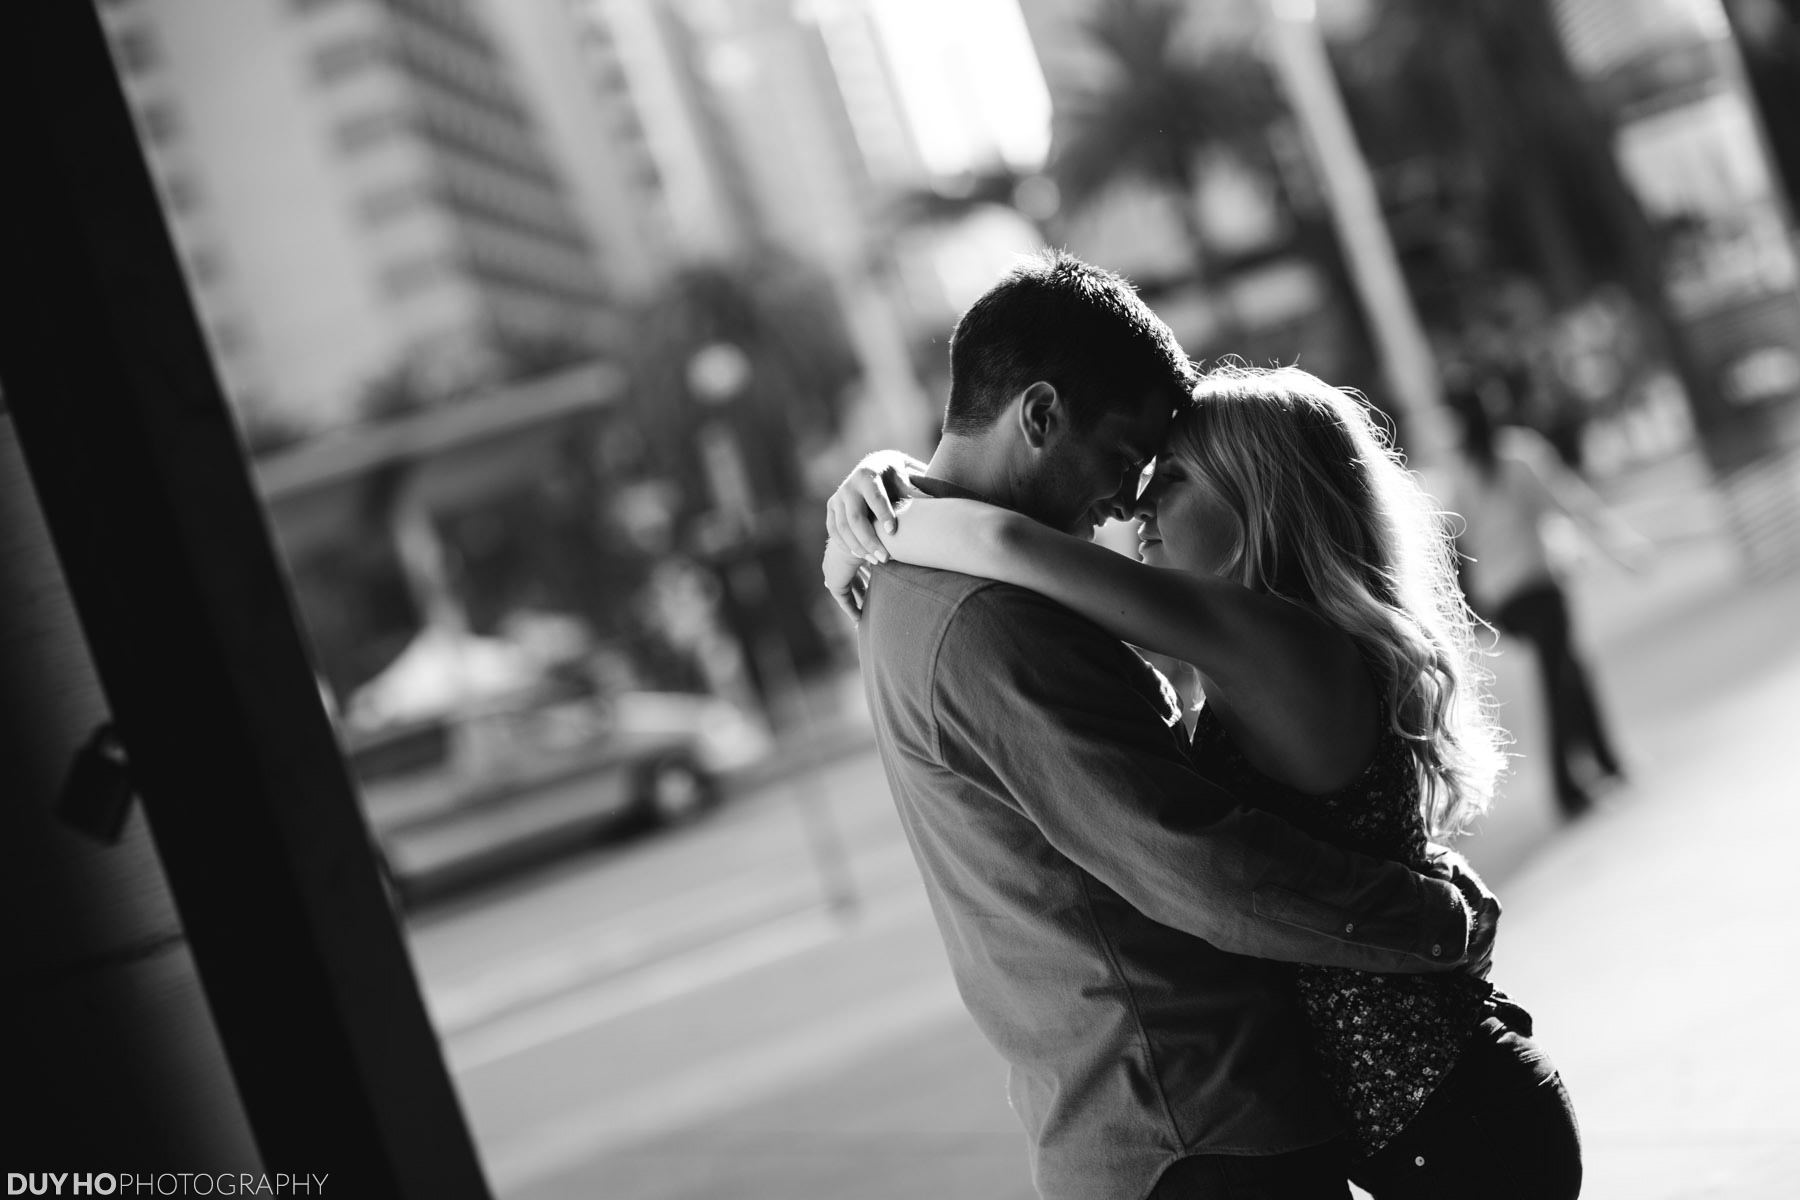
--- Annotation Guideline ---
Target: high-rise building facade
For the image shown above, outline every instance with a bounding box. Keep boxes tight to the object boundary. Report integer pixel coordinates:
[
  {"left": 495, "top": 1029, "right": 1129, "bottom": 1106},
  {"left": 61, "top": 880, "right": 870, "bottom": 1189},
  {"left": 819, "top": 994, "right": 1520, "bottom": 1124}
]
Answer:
[
  {"left": 472, "top": 0, "right": 675, "bottom": 296},
  {"left": 97, "top": 0, "right": 611, "bottom": 430}
]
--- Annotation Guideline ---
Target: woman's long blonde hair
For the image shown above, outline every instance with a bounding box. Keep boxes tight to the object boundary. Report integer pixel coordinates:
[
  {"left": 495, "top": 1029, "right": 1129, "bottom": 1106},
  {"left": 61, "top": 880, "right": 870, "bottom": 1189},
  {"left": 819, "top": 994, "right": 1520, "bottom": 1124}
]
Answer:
[{"left": 1168, "top": 364, "right": 1505, "bottom": 838}]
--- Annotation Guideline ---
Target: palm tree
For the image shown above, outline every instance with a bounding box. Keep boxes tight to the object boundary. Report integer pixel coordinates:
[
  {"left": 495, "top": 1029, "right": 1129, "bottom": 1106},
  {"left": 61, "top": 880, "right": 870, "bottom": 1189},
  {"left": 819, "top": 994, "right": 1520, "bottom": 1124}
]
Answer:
[
  {"left": 1049, "top": 0, "right": 1277, "bottom": 256},
  {"left": 1344, "top": 0, "right": 1722, "bottom": 438},
  {"left": 1043, "top": 0, "right": 1388, "bottom": 383}
]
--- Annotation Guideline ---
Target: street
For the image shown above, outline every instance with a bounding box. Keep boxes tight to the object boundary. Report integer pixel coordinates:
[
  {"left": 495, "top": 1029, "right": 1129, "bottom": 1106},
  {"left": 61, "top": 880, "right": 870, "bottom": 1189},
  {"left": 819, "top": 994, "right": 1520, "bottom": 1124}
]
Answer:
[{"left": 399, "top": 471, "right": 1800, "bottom": 1200}]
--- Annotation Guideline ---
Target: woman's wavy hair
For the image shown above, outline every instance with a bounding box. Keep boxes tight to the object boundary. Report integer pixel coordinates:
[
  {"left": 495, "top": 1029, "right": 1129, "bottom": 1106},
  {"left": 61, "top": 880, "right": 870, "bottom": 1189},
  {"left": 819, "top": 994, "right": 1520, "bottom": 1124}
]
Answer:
[{"left": 1167, "top": 364, "right": 1506, "bottom": 837}]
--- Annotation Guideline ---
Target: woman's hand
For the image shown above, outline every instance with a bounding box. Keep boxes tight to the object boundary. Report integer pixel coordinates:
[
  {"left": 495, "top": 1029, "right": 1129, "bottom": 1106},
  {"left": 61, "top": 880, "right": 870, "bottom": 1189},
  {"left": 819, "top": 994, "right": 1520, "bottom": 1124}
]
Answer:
[
  {"left": 822, "top": 537, "right": 871, "bottom": 622},
  {"left": 821, "top": 450, "right": 926, "bottom": 622},
  {"left": 824, "top": 450, "right": 927, "bottom": 563}
]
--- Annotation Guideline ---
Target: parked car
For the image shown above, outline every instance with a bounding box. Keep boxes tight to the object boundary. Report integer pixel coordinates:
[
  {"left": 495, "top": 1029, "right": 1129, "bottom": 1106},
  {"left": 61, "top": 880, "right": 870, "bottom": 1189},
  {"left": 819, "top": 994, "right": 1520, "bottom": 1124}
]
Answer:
[{"left": 336, "top": 627, "right": 770, "bottom": 904}]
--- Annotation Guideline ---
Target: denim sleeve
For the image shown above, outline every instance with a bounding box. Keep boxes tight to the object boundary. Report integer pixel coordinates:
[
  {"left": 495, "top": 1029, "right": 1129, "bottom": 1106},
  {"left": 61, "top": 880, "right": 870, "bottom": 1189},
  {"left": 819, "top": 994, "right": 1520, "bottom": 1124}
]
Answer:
[{"left": 932, "top": 585, "right": 1471, "bottom": 973}]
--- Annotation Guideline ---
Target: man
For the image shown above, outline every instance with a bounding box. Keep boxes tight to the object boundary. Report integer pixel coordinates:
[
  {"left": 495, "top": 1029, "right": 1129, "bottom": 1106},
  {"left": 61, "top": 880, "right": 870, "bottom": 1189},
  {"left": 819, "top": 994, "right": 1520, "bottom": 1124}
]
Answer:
[{"left": 825, "top": 252, "right": 1494, "bottom": 1200}]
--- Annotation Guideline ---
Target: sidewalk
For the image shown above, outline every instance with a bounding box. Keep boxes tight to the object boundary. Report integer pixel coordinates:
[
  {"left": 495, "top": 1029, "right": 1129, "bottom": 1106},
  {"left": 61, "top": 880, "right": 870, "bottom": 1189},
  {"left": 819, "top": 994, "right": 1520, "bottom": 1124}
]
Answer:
[
  {"left": 1486, "top": 569, "right": 1800, "bottom": 1197},
  {"left": 1446, "top": 449, "right": 1800, "bottom": 1197}
]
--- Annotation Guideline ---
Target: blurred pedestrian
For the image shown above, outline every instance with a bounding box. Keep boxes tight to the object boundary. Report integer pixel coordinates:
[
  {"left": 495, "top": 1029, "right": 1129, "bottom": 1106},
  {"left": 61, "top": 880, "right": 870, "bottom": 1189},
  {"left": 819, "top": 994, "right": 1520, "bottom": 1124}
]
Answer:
[
  {"left": 1446, "top": 384, "right": 1651, "bottom": 816},
  {"left": 820, "top": 252, "right": 1504, "bottom": 1200},
  {"left": 831, "top": 362, "right": 1582, "bottom": 1199}
]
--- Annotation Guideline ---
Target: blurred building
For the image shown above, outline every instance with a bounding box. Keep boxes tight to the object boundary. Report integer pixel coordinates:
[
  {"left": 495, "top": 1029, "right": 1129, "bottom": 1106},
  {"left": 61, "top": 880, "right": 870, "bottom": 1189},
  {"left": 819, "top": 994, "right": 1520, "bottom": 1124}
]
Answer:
[
  {"left": 809, "top": 0, "right": 933, "bottom": 189},
  {"left": 471, "top": 0, "right": 677, "bottom": 295},
  {"left": 96, "top": 0, "right": 611, "bottom": 430},
  {"left": 559, "top": 0, "right": 759, "bottom": 261},
  {"left": 595, "top": 0, "right": 936, "bottom": 442}
]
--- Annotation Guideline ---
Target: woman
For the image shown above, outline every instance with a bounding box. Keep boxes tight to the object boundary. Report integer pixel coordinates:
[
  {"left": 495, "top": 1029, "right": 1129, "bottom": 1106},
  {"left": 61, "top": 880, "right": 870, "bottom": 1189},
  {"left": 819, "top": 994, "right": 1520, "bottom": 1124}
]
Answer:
[
  {"left": 824, "top": 365, "right": 1581, "bottom": 1197},
  {"left": 1446, "top": 384, "right": 1645, "bottom": 817}
]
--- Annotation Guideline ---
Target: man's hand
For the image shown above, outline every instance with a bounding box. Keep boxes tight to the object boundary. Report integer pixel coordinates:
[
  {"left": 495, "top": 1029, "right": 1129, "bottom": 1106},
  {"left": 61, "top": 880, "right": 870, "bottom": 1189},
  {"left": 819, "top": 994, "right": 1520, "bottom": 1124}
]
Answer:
[{"left": 1423, "top": 844, "right": 1500, "bottom": 979}]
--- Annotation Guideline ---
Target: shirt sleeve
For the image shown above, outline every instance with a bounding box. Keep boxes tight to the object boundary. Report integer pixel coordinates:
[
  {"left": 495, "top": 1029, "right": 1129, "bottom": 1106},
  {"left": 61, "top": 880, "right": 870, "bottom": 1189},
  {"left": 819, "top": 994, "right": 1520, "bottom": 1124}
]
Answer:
[{"left": 931, "top": 583, "right": 1472, "bottom": 973}]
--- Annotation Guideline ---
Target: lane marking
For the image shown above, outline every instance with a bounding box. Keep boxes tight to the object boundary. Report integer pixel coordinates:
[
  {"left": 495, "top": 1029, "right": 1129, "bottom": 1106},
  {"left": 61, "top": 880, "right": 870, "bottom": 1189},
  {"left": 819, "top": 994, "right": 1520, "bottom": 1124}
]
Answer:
[{"left": 481, "top": 974, "right": 968, "bottom": 1192}]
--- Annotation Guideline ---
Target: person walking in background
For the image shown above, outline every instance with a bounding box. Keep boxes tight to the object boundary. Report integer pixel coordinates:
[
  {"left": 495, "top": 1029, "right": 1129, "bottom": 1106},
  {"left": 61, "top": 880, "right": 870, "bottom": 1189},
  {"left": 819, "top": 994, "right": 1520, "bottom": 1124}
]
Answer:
[
  {"left": 830, "top": 363, "right": 1583, "bottom": 1199},
  {"left": 1445, "top": 384, "right": 1651, "bottom": 817},
  {"left": 821, "top": 252, "right": 1500, "bottom": 1200}
]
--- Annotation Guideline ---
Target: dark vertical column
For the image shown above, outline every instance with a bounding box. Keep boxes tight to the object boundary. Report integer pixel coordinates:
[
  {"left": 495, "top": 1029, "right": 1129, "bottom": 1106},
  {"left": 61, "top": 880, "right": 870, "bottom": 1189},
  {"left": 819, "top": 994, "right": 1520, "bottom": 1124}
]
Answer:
[
  {"left": 0, "top": 4, "right": 491, "bottom": 1193},
  {"left": 1, "top": 412, "right": 263, "bottom": 1170}
]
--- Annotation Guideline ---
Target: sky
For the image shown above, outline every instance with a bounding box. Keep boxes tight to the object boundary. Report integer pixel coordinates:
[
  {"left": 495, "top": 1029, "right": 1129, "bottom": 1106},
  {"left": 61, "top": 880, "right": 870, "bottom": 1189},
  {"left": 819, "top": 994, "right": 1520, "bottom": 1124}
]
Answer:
[{"left": 864, "top": 0, "right": 1052, "bottom": 177}]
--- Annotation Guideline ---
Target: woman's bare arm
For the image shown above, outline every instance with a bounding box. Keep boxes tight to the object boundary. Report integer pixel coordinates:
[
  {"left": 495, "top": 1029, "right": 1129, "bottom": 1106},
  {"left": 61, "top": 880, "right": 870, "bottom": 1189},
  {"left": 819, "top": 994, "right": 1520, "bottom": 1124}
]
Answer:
[{"left": 882, "top": 497, "right": 1374, "bottom": 789}]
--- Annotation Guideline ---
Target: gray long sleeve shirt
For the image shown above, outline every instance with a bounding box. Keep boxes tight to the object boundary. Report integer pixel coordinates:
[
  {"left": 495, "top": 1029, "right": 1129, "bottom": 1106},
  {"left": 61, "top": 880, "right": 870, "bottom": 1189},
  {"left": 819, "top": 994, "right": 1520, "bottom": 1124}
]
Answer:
[{"left": 858, "top": 558, "right": 1475, "bottom": 1200}]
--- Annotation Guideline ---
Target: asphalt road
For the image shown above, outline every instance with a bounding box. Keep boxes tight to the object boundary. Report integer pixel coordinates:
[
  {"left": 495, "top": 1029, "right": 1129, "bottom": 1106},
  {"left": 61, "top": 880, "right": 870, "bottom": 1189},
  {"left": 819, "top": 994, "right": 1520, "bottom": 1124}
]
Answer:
[{"left": 402, "top": 746, "right": 1026, "bottom": 1200}]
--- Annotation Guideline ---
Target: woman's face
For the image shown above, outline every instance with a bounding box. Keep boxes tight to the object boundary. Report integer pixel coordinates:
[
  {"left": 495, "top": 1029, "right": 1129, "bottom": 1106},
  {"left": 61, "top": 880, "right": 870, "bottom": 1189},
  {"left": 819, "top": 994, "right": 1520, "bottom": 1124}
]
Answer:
[{"left": 1134, "top": 453, "right": 1240, "bottom": 579}]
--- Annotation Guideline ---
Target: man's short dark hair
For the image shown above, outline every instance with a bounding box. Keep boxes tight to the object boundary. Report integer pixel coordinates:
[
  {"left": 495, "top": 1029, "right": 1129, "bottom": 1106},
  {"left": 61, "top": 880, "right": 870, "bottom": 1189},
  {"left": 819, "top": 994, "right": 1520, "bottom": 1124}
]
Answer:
[{"left": 943, "top": 250, "right": 1193, "bottom": 437}]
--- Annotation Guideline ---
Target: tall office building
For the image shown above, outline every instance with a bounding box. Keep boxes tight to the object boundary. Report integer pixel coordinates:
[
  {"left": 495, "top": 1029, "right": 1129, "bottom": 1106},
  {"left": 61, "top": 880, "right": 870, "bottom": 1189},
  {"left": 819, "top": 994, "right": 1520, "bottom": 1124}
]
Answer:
[
  {"left": 97, "top": 0, "right": 612, "bottom": 430},
  {"left": 472, "top": 0, "right": 675, "bottom": 296},
  {"left": 656, "top": 0, "right": 878, "bottom": 263},
  {"left": 563, "top": 0, "right": 934, "bottom": 442},
  {"left": 564, "top": 0, "right": 759, "bottom": 261},
  {"left": 806, "top": 0, "right": 931, "bottom": 190}
]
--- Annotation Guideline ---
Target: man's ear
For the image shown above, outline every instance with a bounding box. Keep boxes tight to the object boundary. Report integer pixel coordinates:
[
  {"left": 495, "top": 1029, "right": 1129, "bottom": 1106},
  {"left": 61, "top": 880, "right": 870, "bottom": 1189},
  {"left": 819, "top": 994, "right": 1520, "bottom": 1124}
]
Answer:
[{"left": 1017, "top": 381, "right": 1060, "bottom": 450}]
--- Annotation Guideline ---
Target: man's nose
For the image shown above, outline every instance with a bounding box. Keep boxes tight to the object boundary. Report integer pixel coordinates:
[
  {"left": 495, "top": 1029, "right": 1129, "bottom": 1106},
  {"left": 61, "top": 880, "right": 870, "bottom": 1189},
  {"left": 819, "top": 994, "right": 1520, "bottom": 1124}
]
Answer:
[{"left": 1105, "top": 480, "right": 1142, "bottom": 523}]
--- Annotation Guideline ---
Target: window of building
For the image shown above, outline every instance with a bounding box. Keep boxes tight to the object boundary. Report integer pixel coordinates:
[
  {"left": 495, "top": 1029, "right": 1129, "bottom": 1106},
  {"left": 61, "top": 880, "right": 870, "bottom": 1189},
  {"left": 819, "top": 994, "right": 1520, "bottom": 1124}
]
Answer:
[
  {"left": 380, "top": 256, "right": 453, "bottom": 299},
  {"left": 113, "top": 26, "right": 159, "bottom": 74},
  {"left": 188, "top": 246, "right": 226, "bottom": 285},
  {"left": 359, "top": 179, "right": 436, "bottom": 225},
  {"left": 162, "top": 171, "right": 202, "bottom": 214},
  {"left": 210, "top": 320, "right": 246, "bottom": 356},
  {"left": 140, "top": 100, "right": 181, "bottom": 144},
  {"left": 313, "top": 36, "right": 384, "bottom": 85},
  {"left": 335, "top": 110, "right": 408, "bottom": 154}
]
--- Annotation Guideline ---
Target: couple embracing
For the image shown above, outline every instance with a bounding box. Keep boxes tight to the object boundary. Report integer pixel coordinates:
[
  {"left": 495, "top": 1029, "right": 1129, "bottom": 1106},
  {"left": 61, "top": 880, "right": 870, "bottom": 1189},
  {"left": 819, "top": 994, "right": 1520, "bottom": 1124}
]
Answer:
[{"left": 821, "top": 251, "right": 1582, "bottom": 1199}]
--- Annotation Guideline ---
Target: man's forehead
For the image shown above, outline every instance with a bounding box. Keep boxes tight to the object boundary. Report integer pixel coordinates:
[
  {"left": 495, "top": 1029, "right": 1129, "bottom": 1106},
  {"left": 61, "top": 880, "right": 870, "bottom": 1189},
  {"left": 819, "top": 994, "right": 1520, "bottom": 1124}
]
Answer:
[
  {"left": 1089, "top": 387, "right": 1172, "bottom": 450},
  {"left": 1126, "top": 395, "right": 1174, "bottom": 450}
]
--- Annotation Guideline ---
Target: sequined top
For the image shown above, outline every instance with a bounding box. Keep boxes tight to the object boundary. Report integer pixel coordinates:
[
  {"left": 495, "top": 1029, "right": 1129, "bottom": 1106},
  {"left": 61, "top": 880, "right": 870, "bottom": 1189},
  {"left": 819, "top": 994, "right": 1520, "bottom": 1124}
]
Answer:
[{"left": 1191, "top": 702, "right": 1494, "bottom": 1157}]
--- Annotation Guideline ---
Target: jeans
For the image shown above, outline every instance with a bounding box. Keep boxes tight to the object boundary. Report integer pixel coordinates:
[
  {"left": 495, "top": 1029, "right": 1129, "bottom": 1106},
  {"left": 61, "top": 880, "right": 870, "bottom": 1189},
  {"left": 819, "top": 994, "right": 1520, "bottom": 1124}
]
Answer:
[
  {"left": 1351, "top": 1016, "right": 1583, "bottom": 1199},
  {"left": 1148, "top": 1138, "right": 1351, "bottom": 1199},
  {"left": 1493, "top": 579, "right": 1621, "bottom": 814}
]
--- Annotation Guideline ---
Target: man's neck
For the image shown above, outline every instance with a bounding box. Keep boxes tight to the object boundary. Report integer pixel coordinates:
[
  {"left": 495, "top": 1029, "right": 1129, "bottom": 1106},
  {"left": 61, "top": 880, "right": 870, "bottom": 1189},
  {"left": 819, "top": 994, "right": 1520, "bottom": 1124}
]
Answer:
[{"left": 924, "top": 437, "right": 1013, "bottom": 510}]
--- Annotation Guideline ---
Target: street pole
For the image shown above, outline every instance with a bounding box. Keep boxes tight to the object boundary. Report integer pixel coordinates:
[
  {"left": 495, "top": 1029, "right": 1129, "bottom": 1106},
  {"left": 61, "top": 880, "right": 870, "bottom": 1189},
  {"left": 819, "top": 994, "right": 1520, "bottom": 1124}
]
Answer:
[
  {"left": 1262, "top": 0, "right": 1452, "bottom": 468},
  {"left": 687, "top": 344, "right": 860, "bottom": 916}
]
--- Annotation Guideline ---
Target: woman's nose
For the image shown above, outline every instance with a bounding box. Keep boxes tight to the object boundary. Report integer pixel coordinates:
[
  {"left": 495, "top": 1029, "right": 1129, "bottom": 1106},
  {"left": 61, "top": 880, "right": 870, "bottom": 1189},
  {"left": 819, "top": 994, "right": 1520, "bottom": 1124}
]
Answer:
[{"left": 1131, "top": 479, "right": 1160, "bottom": 520}]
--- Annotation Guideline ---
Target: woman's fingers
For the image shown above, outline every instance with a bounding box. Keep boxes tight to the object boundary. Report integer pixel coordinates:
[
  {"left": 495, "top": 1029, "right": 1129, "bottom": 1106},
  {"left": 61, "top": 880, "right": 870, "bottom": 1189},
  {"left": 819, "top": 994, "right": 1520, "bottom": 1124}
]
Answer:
[
  {"left": 828, "top": 495, "right": 880, "bottom": 561},
  {"left": 827, "top": 470, "right": 891, "bottom": 561},
  {"left": 821, "top": 540, "right": 867, "bottom": 621},
  {"left": 830, "top": 583, "right": 860, "bottom": 623},
  {"left": 858, "top": 469, "right": 900, "bottom": 535}
]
